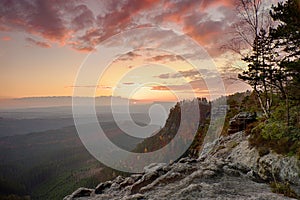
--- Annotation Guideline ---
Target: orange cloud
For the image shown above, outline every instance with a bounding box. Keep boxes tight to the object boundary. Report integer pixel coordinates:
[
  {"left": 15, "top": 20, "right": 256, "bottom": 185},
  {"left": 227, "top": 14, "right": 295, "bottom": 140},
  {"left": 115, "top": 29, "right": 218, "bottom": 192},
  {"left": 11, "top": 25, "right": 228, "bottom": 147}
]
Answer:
[
  {"left": 1, "top": 36, "right": 11, "bottom": 41},
  {"left": 200, "top": 0, "right": 235, "bottom": 11}
]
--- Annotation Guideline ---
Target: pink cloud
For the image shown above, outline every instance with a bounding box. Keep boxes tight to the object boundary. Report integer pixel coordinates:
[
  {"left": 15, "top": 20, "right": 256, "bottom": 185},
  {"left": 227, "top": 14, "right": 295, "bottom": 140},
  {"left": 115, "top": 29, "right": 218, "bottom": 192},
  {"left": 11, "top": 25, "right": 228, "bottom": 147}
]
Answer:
[
  {"left": 2, "top": 1, "right": 69, "bottom": 42},
  {"left": 123, "top": 82, "right": 135, "bottom": 85},
  {"left": 0, "top": 0, "right": 257, "bottom": 56},
  {"left": 1, "top": 36, "right": 11, "bottom": 41},
  {"left": 200, "top": 0, "right": 235, "bottom": 11},
  {"left": 0, "top": 0, "right": 95, "bottom": 48},
  {"left": 26, "top": 37, "right": 51, "bottom": 48}
]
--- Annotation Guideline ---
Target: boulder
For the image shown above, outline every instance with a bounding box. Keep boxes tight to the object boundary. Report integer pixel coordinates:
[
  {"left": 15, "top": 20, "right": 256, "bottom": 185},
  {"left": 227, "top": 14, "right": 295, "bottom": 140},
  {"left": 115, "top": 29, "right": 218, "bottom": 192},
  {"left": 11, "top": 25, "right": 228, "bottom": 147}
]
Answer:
[
  {"left": 143, "top": 163, "right": 167, "bottom": 174},
  {"left": 228, "top": 112, "right": 256, "bottom": 134},
  {"left": 63, "top": 187, "right": 93, "bottom": 200},
  {"left": 94, "top": 181, "right": 112, "bottom": 194}
]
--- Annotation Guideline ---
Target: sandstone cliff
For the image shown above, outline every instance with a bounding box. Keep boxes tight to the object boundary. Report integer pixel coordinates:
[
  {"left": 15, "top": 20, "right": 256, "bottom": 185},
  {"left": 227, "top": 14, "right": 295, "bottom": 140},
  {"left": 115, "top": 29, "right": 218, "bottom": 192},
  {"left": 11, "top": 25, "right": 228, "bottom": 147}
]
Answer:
[{"left": 65, "top": 131, "right": 300, "bottom": 200}]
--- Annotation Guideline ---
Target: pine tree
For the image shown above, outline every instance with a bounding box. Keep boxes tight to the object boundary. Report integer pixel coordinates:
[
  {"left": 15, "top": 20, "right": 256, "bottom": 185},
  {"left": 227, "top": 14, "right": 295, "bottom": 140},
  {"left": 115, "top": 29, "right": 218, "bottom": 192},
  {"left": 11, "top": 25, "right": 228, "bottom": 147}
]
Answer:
[
  {"left": 239, "top": 29, "right": 277, "bottom": 117},
  {"left": 270, "top": 0, "right": 300, "bottom": 125},
  {"left": 270, "top": 0, "right": 300, "bottom": 100}
]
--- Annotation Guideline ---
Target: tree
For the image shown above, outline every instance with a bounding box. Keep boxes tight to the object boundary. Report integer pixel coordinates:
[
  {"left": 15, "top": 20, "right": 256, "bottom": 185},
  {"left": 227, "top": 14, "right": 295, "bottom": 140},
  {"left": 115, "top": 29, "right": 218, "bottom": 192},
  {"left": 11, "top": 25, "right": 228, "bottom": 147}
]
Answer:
[
  {"left": 270, "top": 0, "right": 300, "bottom": 125},
  {"left": 237, "top": 0, "right": 300, "bottom": 120},
  {"left": 270, "top": 0, "right": 300, "bottom": 100},
  {"left": 238, "top": 29, "right": 277, "bottom": 117},
  {"left": 227, "top": 0, "right": 272, "bottom": 55},
  {"left": 224, "top": 0, "right": 277, "bottom": 117}
]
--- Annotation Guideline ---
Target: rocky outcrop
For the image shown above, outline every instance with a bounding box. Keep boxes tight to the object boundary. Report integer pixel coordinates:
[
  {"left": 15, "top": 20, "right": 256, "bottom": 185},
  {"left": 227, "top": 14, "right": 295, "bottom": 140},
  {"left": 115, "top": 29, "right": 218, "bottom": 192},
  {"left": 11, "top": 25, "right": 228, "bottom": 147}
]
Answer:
[
  {"left": 134, "top": 99, "right": 211, "bottom": 154},
  {"left": 205, "top": 131, "right": 300, "bottom": 186},
  {"left": 65, "top": 131, "right": 300, "bottom": 200},
  {"left": 64, "top": 187, "right": 94, "bottom": 200},
  {"left": 228, "top": 112, "right": 256, "bottom": 134}
]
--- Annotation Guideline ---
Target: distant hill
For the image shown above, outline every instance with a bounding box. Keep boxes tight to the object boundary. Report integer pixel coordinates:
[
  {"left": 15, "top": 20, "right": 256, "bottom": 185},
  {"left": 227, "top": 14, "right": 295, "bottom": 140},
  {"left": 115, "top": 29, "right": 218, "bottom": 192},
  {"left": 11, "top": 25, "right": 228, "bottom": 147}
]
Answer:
[{"left": 0, "top": 96, "right": 175, "bottom": 110}]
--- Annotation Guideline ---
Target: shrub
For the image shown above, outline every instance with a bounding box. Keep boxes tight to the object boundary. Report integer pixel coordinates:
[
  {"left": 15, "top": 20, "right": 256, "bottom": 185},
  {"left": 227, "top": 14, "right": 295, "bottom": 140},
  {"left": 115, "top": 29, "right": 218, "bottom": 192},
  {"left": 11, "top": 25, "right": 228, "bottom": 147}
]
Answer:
[
  {"left": 249, "top": 119, "right": 300, "bottom": 157},
  {"left": 260, "top": 121, "right": 288, "bottom": 140},
  {"left": 258, "top": 146, "right": 270, "bottom": 157},
  {"left": 270, "top": 181, "right": 298, "bottom": 198}
]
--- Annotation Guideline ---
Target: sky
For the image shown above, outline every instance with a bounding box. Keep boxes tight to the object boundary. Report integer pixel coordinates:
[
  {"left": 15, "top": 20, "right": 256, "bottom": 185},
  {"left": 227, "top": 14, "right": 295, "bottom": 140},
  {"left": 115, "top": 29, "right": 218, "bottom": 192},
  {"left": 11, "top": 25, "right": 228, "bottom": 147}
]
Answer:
[{"left": 0, "top": 0, "right": 278, "bottom": 103}]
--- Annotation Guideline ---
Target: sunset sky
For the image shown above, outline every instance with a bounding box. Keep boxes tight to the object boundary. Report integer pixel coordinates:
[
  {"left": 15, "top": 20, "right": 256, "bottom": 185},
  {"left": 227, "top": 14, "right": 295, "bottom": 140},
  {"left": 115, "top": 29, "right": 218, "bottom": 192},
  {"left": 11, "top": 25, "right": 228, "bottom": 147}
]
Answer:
[{"left": 0, "top": 0, "right": 278, "bottom": 103}]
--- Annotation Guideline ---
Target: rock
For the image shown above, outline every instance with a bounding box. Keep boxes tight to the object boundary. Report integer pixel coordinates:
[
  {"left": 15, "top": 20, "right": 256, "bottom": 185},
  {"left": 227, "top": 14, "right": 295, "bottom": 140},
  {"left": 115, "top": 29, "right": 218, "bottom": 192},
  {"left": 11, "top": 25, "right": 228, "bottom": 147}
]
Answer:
[
  {"left": 130, "top": 171, "right": 159, "bottom": 194},
  {"left": 122, "top": 193, "right": 144, "bottom": 200},
  {"left": 227, "top": 162, "right": 251, "bottom": 174},
  {"left": 178, "top": 157, "right": 197, "bottom": 163},
  {"left": 198, "top": 139, "right": 219, "bottom": 161},
  {"left": 227, "top": 133, "right": 300, "bottom": 186},
  {"left": 139, "top": 172, "right": 183, "bottom": 193},
  {"left": 257, "top": 153, "right": 300, "bottom": 185},
  {"left": 94, "top": 181, "right": 112, "bottom": 194},
  {"left": 64, "top": 187, "right": 93, "bottom": 199},
  {"left": 66, "top": 131, "right": 299, "bottom": 200},
  {"left": 143, "top": 163, "right": 167, "bottom": 173},
  {"left": 228, "top": 112, "right": 256, "bottom": 134},
  {"left": 223, "top": 165, "right": 241, "bottom": 177},
  {"left": 120, "top": 177, "right": 135, "bottom": 188},
  {"left": 202, "top": 169, "right": 217, "bottom": 178},
  {"left": 130, "top": 174, "right": 143, "bottom": 181},
  {"left": 174, "top": 183, "right": 202, "bottom": 198},
  {"left": 115, "top": 175, "right": 125, "bottom": 184},
  {"left": 246, "top": 170, "right": 264, "bottom": 182}
]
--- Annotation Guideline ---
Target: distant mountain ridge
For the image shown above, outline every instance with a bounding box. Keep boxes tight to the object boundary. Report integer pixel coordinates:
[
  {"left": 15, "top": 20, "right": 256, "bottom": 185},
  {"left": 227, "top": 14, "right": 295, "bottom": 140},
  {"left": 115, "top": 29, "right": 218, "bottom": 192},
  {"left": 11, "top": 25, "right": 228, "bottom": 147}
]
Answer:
[{"left": 0, "top": 96, "right": 175, "bottom": 109}]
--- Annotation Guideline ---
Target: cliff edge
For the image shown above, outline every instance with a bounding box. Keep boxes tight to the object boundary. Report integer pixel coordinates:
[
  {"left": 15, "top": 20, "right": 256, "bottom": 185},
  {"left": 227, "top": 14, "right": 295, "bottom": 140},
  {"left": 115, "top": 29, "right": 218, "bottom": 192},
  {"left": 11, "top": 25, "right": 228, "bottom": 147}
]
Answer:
[{"left": 65, "top": 131, "right": 300, "bottom": 200}]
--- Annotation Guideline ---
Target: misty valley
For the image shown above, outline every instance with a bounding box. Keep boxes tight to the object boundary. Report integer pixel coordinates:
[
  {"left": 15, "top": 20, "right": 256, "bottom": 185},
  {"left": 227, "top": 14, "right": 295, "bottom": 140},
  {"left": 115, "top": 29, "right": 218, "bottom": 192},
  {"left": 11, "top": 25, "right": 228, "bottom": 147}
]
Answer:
[{"left": 0, "top": 104, "right": 174, "bottom": 199}]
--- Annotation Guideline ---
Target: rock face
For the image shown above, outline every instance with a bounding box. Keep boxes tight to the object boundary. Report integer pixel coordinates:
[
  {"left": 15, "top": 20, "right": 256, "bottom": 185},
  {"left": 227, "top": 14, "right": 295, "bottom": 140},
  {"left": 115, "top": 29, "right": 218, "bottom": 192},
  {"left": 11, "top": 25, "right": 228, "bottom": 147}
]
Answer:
[
  {"left": 65, "top": 132, "right": 300, "bottom": 200},
  {"left": 228, "top": 112, "right": 256, "bottom": 134}
]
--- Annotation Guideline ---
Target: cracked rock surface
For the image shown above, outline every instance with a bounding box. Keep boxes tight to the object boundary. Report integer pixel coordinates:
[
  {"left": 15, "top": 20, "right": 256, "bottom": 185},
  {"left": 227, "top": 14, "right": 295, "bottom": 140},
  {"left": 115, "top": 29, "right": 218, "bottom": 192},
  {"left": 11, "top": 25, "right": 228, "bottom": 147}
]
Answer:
[{"left": 64, "top": 132, "right": 300, "bottom": 200}]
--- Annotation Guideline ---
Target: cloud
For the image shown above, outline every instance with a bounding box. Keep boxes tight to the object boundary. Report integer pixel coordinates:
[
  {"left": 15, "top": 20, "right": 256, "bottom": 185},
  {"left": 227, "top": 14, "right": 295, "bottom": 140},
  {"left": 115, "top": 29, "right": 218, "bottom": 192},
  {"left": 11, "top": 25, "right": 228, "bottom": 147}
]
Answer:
[
  {"left": 0, "top": 0, "right": 96, "bottom": 49},
  {"left": 150, "top": 76, "right": 208, "bottom": 91},
  {"left": 26, "top": 37, "right": 51, "bottom": 48},
  {"left": 1, "top": 36, "right": 11, "bottom": 41},
  {"left": 150, "top": 75, "right": 247, "bottom": 97},
  {"left": 200, "top": 0, "right": 235, "bottom": 10},
  {"left": 69, "top": 4, "right": 95, "bottom": 31},
  {"left": 151, "top": 67, "right": 249, "bottom": 96},
  {"left": 73, "top": 0, "right": 161, "bottom": 51},
  {"left": 122, "top": 82, "right": 135, "bottom": 85},
  {"left": 146, "top": 54, "right": 182, "bottom": 62},
  {"left": 156, "top": 69, "right": 219, "bottom": 80},
  {"left": 65, "top": 85, "right": 112, "bottom": 89},
  {"left": 0, "top": 1, "right": 72, "bottom": 43},
  {"left": 150, "top": 84, "right": 197, "bottom": 91},
  {"left": 0, "top": 0, "right": 264, "bottom": 56},
  {"left": 117, "top": 51, "right": 142, "bottom": 61}
]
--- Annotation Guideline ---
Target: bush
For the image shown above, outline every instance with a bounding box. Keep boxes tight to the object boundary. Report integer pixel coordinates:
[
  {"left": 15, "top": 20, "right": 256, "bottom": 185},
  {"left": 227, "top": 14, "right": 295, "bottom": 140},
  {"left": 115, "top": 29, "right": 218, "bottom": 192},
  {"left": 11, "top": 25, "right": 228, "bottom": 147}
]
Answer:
[
  {"left": 249, "top": 119, "right": 300, "bottom": 157},
  {"left": 260, "top": 121, "right": 287, "bottom": 140},
  {"left": 270, "top": 181, "right": 298, "bottom": 198}
]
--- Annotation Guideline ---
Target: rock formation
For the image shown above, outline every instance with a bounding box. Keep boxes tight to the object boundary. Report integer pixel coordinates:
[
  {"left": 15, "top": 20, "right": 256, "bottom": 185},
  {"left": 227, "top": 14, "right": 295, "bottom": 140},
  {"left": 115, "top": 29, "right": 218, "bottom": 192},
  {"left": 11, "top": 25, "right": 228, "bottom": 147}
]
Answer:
[{"left": 64, "top": 131, "right": 300, "bottom": 200}]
